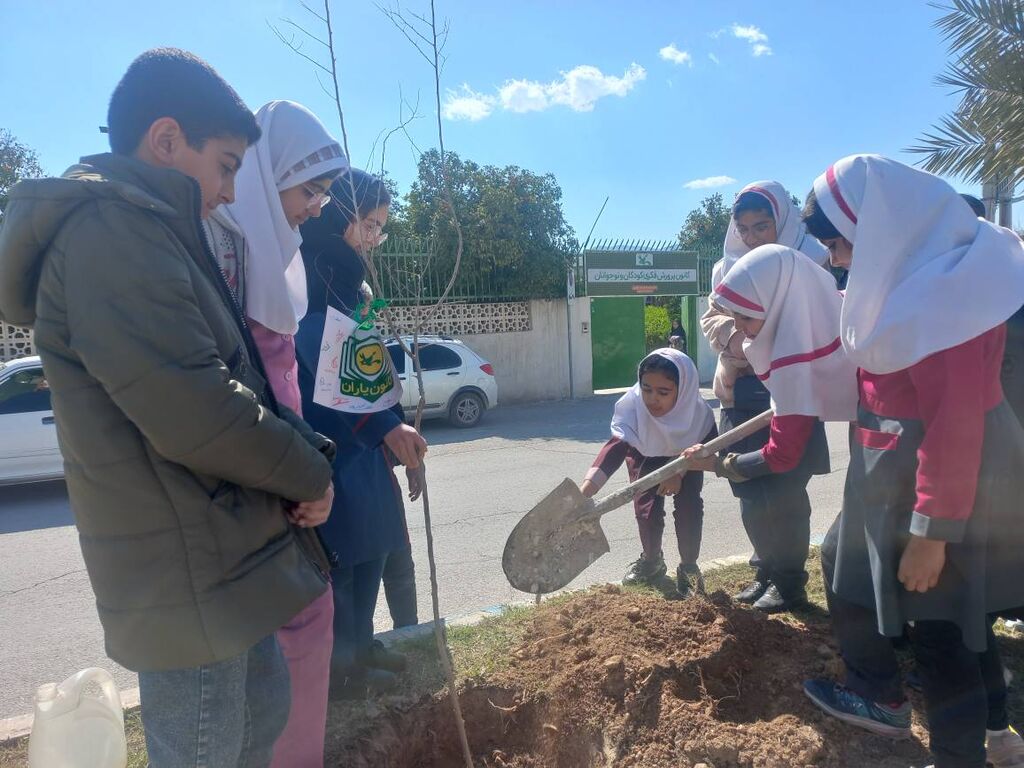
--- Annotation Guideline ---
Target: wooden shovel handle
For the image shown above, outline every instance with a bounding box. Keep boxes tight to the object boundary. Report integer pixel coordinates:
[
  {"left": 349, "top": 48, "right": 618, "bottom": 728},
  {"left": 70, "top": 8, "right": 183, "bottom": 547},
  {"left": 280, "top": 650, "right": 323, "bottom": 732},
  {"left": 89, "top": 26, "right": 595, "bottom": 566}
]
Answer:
[{"left": 590, "top": 409, "right": 774, "bottom": 517}]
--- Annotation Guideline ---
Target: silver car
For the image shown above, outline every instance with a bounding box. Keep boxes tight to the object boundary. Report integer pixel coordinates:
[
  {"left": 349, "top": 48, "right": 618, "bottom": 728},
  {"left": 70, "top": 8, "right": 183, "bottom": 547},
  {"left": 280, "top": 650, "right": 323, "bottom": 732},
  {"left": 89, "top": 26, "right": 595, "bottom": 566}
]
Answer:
[
  {"left": 0, "top": 356, "right": 62, "bottom": 485},
  {"left": 385, "top": 336, "right": 499, "bottom": 427}
]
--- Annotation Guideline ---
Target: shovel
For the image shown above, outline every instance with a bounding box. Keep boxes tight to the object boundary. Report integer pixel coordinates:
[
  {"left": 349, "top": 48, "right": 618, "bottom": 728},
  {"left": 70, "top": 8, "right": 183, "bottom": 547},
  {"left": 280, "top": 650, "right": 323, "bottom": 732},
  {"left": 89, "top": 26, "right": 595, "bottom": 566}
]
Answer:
[{"left": 502, "top": 409, "right": 773, "bottom": 595}]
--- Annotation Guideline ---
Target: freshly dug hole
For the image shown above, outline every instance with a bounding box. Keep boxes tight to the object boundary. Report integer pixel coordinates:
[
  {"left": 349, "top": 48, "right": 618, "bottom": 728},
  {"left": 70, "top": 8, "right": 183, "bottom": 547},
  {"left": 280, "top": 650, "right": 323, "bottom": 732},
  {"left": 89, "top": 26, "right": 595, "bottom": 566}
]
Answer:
[
  {"left": 332, "top": 587, "right": 930, "bottom": 767},
  {"left": 335, "top": 686, "right": 610, "bottom": 768}
]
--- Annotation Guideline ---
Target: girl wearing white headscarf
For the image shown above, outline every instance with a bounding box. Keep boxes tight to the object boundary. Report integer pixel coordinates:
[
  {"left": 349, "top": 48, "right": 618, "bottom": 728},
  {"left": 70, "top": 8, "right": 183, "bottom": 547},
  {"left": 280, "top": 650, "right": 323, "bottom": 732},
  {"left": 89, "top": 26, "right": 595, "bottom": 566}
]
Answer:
[
  {"left": 207, "top": 100, "right": 348, "bottom": 411},
  {"left": 699, "top": 181, "right": 834, "bottom": 613},
  {"left": 710, "top": 244, "right": 858, "bottom": 422},
  {"left": 688, "top": 244, "right": 844, "bottom": 612},
  {"left": 580, "top": 349, "right": 716, "bottom": 597},
  {"left": 703, "top": 180, "right": 832, "bottom": 408},
  {"left": 203, "top": 100, "right": 347, "bottom": 768},
  {"left": 716, "top": 180, "right": 830, "bottom": 286},
  {"left": 800, "top": 154, "right": 1024, "bottom": 764}
]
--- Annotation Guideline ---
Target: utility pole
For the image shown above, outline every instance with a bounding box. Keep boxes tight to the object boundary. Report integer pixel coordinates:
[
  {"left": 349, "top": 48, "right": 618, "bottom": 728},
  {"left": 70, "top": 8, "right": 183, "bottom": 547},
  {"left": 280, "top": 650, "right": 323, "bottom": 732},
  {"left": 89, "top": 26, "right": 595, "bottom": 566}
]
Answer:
[
  {"left": 982, "top": 179, "right": 998, "bottom": 222},
  {"left": 568, "top": 197, "right": 609, "bottom": 399},
  {"left": 997, "top": 177, "right": 1015, "bottom": 229}
]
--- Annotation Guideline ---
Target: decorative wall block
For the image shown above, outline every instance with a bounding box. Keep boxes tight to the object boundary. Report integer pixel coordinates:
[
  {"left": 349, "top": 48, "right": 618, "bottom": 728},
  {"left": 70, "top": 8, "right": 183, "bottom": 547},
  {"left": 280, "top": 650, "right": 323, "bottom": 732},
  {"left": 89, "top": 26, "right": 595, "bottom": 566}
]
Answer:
[
  {"left": 375, "top": 301, "right": 531, "bottom": 337},
  {"left": 0, "top": 323, "right": 35, "bottom": 363}
]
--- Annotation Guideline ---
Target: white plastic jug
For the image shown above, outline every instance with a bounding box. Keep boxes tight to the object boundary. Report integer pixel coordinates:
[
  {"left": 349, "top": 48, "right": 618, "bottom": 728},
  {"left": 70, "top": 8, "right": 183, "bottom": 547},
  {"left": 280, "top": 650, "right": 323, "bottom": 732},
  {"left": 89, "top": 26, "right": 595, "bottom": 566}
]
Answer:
[{"left": 27, "top": 667, "right": 128, "bottom": 768}]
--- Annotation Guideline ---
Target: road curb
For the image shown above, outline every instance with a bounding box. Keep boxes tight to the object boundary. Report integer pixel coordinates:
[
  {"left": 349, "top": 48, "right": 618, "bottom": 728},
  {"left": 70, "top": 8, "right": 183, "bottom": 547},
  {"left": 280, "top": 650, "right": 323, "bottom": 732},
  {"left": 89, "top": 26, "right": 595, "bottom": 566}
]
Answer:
[{"left": 0, "top": 551, "right": 754, "bottom": 744}]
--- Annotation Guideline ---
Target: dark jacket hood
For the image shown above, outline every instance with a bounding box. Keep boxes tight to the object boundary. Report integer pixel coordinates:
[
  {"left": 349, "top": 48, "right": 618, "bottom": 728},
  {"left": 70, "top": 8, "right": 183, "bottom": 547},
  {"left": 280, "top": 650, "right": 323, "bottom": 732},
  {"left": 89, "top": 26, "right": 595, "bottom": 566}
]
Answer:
[{"left": 0, "top": 153, "right": 197, "bottom": 327}]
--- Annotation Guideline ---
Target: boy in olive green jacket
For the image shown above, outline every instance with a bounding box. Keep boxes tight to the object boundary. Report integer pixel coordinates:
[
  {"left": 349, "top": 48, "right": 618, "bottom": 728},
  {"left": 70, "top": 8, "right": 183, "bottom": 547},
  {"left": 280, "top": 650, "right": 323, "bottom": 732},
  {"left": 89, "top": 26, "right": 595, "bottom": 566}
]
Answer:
[{"left": 0, "top": 49, "right": 334, "bottom": 767}]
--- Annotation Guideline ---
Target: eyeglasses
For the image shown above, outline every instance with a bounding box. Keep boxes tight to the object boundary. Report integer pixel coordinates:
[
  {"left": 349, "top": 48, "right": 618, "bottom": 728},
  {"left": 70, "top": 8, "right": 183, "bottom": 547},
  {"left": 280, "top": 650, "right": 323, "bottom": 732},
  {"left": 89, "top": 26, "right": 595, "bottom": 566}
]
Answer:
[
  {"left": 302, "top": 183, "right": 331, "bottom": 212},
  {"left": 360, "top": 219, "right": 384, "bottom": 236},
  {"left": 360, "top": 219, "right": 387, "bottom": 247}
]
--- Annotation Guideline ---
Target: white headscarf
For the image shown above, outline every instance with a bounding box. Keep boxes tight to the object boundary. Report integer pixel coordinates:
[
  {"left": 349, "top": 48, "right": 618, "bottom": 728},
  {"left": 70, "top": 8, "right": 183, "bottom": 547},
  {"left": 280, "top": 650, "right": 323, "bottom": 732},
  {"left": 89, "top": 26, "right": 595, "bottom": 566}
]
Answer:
[
  {"left": 223, "top": 101, "right": 348, "bottom": 334},
  {"left": 812, "top": 154, "right": 1024, "bottom": 374},
  {"left": 611, "top": 348, "right": 715, "bottom": 457},
  {"left": 713, "top": 180, "right": 829, "bottom": 285},
  {"left": 711, "top": 244, "right": 858, "bottom": 421}
]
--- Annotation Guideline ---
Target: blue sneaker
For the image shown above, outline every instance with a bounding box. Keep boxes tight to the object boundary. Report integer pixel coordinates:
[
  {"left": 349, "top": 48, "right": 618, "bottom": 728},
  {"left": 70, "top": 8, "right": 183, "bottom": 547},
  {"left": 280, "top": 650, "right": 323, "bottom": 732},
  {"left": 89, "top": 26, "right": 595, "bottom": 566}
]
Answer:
[{"left": 803, "top": 679, "right": 911, "bottom": 739}]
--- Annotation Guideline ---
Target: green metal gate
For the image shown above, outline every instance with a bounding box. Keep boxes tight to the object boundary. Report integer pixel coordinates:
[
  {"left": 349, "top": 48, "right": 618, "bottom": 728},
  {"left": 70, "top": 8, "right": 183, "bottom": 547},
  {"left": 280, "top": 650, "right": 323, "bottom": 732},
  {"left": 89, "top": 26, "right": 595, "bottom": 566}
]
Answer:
[
  {"left": 583, "top": 241, "right": 718, "bottom": 392},
  {"left": 590, "top": 297, "right": 646, "bottom": 389},
  {"left": 680, "top": 295, "right": 699, "bottom": 370}
]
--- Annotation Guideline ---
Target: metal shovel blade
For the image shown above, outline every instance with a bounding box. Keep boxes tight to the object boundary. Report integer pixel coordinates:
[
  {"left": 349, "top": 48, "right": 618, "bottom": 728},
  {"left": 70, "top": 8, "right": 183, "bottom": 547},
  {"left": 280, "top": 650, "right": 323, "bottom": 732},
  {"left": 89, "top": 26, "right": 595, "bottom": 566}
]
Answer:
[{"left": 502, "top": 478, "right": 610, "bottom": 595}]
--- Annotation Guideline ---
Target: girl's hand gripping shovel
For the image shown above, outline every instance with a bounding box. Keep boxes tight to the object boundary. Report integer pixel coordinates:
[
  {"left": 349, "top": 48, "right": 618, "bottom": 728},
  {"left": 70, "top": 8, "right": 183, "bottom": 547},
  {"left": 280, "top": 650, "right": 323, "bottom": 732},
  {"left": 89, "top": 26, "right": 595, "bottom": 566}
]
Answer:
[{"left": 502, "top": 409, "right": 773, "bottom": 595}]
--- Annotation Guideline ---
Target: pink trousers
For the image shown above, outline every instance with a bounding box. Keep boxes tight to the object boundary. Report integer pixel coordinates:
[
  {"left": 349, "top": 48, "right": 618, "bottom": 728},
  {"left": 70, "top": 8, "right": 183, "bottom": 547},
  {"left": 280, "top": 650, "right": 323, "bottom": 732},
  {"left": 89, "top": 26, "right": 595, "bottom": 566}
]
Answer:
[
  {"left": 271, "top": 587, "right": 335, "bottom": 768},
  {"left": 250, "top": 321, "right": 334, "bottom": 768}
]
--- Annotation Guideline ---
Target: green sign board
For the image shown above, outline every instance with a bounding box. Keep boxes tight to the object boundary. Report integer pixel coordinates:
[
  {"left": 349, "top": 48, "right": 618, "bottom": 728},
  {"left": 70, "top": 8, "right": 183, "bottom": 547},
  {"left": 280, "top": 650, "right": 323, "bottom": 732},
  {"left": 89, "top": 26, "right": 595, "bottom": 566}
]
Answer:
[{"left": 585, "top": 250, "right": 699, "bottom": 296}]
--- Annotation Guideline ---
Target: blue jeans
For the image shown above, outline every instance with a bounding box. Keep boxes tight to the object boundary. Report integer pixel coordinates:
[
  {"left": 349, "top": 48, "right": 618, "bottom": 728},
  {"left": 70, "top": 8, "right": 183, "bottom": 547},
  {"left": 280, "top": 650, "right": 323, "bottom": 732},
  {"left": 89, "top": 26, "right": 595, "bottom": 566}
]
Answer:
[
  {"left": 138, "top": 634, "right": 291, "bottom": 768},
  {"left": 331, "top": 558, "right": 386, "bottom": 671},
  {"left": 382, "top": 545, "right": 418, "bottom": 629}
]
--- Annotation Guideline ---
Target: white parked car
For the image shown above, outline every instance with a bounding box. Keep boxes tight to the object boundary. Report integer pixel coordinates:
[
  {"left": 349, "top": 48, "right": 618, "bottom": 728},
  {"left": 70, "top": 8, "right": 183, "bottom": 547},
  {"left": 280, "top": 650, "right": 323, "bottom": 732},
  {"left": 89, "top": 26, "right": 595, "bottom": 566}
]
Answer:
[
  {"left": 385, "top": 336, "right": 498, "bottom": 427},
  {"left": 0, "top": 356, "right": 63, "bottom": 485}
]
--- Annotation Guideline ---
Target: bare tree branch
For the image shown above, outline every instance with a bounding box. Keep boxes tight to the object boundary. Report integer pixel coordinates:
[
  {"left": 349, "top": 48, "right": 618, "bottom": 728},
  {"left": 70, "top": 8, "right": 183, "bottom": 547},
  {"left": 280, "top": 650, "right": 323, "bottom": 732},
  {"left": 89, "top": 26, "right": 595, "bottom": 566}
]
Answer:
[
  {"left": 299, "top": 0, "right": 328, "bottom": 23},
  {"left": 378, "top": 3, "right": 436, "bottom": 66},
  {"left": 280, "top": 17, "right": 331, "bottom": 48},
  {"left": 314, "top": 70, "right": 335, "bottom": 101},
  {"left": 421, "top": 0, "right": 464, "bottom": 322},
  {"left": 367, "top": 89, "right": 422, "bottom": 173},
  {"left": 400, "top": 115, "right": 426, "bottom": 156},
  {"left": 276, "top": 1, "right": 472, "bottom": 763},
  {"left": 267, "top": 21, "right": 332, "bottom": 74}
]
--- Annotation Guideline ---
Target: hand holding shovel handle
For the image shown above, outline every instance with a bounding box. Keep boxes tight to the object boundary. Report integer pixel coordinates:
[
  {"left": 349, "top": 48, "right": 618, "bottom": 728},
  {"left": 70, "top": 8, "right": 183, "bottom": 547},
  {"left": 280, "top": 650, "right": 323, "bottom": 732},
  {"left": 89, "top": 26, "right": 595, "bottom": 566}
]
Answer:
[
  {"left": 589, "top": 408, "right": 773, "bottom": 518},
  {"left": 502, "top": 408, "right": 774, "bottom": 595}
]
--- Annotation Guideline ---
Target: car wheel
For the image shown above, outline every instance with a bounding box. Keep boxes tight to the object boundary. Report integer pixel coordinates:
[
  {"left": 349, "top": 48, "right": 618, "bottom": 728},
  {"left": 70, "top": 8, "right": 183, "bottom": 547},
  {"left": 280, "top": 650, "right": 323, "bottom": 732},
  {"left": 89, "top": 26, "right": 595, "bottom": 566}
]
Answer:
[{"left": 449, "top": 391, "right": 484, "bottom": 428}]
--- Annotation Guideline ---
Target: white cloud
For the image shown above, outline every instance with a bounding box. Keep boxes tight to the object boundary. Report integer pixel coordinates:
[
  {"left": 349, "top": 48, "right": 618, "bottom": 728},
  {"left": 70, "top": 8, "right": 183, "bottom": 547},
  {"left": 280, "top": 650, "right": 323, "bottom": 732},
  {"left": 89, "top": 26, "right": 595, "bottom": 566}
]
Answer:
[
  {"left": 731, "top": 24, "right": 767, "bottom": 43},
  {"left": 441, "top": 85, "right": 496, "bottom": 121},
  {"left": 708, "top": 53, "right": 720, "bottom": 65},
  {"left": 684, "top": 175, "right": 737, "bottom": 190},
  {"left": 545, "top": 63, "right": 647, "bottom": 112},
  {"left": 659, "top": 44, "right": 692, "bottom": 66},
  {"left": 731, "top": 23, "right": 773, "bottom": 56},
  {"left": 499, "top": 79, "right": 550, "bottom": 113},
  {"left": 446, "top": 63, "right": 646, "bottom": 120}
]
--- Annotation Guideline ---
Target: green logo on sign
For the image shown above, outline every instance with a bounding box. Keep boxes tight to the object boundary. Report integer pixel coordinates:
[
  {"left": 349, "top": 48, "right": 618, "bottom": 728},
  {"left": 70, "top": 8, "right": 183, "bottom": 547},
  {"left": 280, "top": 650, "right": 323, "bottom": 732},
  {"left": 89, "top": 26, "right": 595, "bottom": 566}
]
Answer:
[{"left": 339, "top": 336, "right": 394, "bottom": 402}]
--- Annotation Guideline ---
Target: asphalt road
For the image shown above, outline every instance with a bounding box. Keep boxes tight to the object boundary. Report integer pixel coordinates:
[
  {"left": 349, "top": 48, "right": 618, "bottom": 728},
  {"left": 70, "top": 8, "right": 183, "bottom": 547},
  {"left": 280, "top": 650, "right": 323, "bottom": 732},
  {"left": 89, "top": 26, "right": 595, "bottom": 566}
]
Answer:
[{"left": 0, "top": 394, "right": 849, "bottom": 720}]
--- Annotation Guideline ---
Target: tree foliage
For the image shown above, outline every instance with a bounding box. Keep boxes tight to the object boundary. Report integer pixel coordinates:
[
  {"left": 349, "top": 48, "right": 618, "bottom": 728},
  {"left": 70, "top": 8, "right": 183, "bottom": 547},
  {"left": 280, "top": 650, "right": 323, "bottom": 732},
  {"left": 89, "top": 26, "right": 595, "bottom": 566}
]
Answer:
[
  {"left": 909, "top": 0, "right": 1024, "bottom": 184},
  {"left": 0, "top": 129, "right": 44, "bottom": 212},
  {"left": 395, "top": 149, "right": 578, "bottom": 298},
  {"left": 644, "top": 304, "right": 672, "bottom": 352},
  {"left": 677, "top": 192, "right": 731, "bottom": 254}
]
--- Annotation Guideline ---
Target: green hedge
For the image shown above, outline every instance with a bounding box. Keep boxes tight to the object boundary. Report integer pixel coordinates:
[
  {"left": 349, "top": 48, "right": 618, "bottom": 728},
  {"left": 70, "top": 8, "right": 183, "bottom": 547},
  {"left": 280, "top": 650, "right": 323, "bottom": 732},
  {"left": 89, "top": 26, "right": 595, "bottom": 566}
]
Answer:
[{"left": 644, "top": 305, "right": 671, "bottom": 352}]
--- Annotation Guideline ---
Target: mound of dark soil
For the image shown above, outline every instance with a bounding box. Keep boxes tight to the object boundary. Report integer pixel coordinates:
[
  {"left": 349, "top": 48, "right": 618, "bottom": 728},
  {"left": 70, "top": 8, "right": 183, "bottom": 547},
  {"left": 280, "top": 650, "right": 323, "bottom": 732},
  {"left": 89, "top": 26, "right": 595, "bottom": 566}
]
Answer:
[{"left": 331, "top": 587, "right": 929, "bottom": 767}]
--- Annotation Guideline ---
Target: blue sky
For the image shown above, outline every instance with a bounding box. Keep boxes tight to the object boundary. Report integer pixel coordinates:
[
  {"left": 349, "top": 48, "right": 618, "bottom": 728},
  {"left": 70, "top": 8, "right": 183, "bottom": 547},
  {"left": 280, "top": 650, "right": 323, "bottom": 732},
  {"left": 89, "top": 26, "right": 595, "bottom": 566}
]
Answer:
[{"left": 0, "top": 1, "right": 988, "bottom": 240}]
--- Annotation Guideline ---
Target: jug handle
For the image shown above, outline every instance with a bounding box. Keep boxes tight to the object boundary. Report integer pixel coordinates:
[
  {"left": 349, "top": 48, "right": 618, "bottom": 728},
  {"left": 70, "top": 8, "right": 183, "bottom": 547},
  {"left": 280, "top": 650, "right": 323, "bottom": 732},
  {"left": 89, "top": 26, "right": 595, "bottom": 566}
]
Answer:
[{"left": 59, "top": 668, "right": 125, "bottom": 727}]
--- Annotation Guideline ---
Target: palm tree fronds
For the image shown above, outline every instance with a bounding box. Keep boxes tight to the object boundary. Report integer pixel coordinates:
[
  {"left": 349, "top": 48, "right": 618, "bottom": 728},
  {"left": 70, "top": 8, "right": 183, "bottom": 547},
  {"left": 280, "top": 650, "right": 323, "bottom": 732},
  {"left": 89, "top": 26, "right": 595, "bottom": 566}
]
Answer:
[
  {"left": 931, "top": 0, "right": 1024, "bottom": 58},
  {"left": 913, "top": 0, "right": 1024, "bottom": 183}
]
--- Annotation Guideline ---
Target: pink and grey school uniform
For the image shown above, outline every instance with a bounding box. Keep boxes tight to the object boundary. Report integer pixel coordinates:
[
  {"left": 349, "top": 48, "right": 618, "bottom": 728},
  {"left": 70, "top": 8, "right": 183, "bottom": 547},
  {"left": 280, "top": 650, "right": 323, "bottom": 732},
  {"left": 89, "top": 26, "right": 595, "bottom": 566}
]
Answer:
[
  {"left": 584, "top": 349, "right": 716, "bottom": 573},
  {"left": 804, "top": 154, "right": 1024, "bottom": 765},
  {"left": 709, "top": 244, "right": 838, "bottom": 609}
]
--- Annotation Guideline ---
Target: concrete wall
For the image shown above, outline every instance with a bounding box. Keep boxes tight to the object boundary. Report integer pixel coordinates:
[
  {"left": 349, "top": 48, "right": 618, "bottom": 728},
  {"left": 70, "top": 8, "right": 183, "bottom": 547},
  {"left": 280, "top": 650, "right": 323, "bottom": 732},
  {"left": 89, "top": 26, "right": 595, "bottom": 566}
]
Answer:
[
  {"left": 456, "top": 298, "right": 593, "bottom": 404},
  {"left": 455, "top": 296, "right": 715, "bottom": 403},
  {"left": 693, "top": 297, "right": 717, "bottom": 385}
]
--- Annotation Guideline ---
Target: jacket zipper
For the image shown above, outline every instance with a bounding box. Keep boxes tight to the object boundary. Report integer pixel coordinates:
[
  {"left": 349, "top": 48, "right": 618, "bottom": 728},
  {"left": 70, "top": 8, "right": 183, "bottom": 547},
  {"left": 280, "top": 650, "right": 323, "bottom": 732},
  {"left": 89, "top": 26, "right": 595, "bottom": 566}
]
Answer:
[{"left": 191, "top": 210, "right": 333, "bottom": 580}]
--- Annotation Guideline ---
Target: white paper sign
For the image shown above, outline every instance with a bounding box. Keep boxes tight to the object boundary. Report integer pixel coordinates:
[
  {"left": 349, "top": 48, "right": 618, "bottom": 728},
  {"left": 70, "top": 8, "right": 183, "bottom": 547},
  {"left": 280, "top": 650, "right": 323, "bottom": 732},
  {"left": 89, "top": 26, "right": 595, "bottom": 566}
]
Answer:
[{"left": 313, "top": 305, "right": 403, "bottom": 413}]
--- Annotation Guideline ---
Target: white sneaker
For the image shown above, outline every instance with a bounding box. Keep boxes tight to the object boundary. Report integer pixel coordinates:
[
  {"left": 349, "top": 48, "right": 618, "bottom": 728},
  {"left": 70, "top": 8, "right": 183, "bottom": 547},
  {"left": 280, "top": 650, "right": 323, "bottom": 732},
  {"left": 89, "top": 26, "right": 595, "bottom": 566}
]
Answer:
[{"left": 988, "top": 726, "right": 1024, "bottom": 768}]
